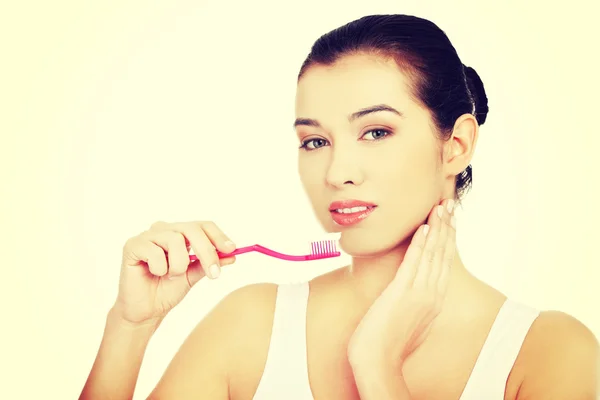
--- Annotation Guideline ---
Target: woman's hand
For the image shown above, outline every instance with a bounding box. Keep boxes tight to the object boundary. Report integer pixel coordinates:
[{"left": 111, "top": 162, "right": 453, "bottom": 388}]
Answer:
[
  {"left": 113, "top": 220, "right": 238, "bottom": 326},
  {"left": 348, "top": 199, "right": 456, "bottom": 368}
]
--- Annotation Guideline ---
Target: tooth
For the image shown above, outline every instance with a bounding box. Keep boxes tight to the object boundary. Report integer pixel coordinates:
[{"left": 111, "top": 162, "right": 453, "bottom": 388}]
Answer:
[{"left": 335, "top": 207, "right": 368, "bottom": 214}]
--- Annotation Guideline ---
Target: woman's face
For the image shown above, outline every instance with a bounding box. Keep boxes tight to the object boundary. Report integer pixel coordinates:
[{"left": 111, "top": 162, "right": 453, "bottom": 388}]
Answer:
[{"left": 295, "top": 54, "right": 446, "bottom": 257}]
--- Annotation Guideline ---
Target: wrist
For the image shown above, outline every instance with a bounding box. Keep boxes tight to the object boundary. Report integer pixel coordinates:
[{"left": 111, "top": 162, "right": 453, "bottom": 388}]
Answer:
[
  {"left": 350, "top": 355, "right": 411, "bottom": 400},
  {"left": 349, "top": 352, "right": 404, "bottom": 377},
  {"left": 106, "top": 306, "right": 163, "bottom": 336},
  {"left": 80, "top": 306, "right": 161, "bottom": 399},
  {"left": 348, "top": 339, "right": 404, "bottom": 373}
]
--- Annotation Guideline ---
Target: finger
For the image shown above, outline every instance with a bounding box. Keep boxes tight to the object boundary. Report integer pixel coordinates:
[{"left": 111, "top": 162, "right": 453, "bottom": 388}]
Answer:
[
  {"left": 173, "top": 223, "right": 222, "bottom": 279},
  {"left": 128, "top": 239, "right": 169, "bottom": 277},
  {"left": 198, "top": 221, "right": 237, "bottom": 254},
  {"left": 184, "top": 259, "right": 204, "bottom": 286},
  {"left": 394, "top": 224, "right": 429, "bottom": 290},
  {"left": 186, "top": 256, "right": 236, "bottom": 287},
  {"left": 142, "top": 230, "right": 191, "bottom": 278},
  {"left": 149, "top": 220, "right": 169, "bottom": 231},
  {"left": 428, "top": 199, "right": 454, "bottom": 288},
  {"left": 438, "top": 211, "right": 456, "bottom": 297},
  {"left": 413, "top": 204, "right": 444, "bottom": 289},
  {"left": 219, "top": 256, "right": 237, "bottom": 266},
  {"left": 164, "top": 232, "right": 190, "bottom": 278}
]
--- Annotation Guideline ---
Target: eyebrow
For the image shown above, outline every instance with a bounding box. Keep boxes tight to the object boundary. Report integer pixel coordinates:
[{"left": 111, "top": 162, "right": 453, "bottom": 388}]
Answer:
[{"left": 293, "top": 104, "right": 403, "bottom": 129}]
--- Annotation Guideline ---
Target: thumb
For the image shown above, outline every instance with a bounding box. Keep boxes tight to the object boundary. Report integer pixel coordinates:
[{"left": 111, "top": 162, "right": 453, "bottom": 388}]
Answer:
[
  {"left": 186, "top": 260, "right": 206, "bottom": 287},
  {"left": 186, "top": 256, "right": 237, "bottom": 286}
]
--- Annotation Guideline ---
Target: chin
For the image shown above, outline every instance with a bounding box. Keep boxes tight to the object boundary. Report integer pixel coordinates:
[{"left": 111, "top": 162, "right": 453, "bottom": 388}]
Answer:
[
  {"left": 317, "top": 209, "right": 422, "bottom": 258},
  {"left": 337, "top": 227, "right": 410, "bottom": 258}
]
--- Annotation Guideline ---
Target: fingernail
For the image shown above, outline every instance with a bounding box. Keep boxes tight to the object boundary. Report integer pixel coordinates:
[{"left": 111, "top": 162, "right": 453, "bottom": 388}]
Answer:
[
  {"left": 451, "top": 216, "right": 456, "bottom": 228},
  {"left": 208, "top": 264, "right": 220, "bottom": 279},
  {"left": 447, "top": 199, "right": 455, "bottom": 213},
  {"left": 423, "top": 225, "right": 430, "bottom": 236},
  {"left": 437, "top": 205, "right": 444, "bottom": 218},
  {"left": 225, "top": 240, "right": 236, "bottom": 249}
]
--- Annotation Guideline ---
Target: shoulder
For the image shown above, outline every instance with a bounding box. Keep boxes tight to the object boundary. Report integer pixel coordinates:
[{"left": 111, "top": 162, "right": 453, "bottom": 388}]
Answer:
[
  {"left": 516, "top": 310, "right": 599, "bottom": 399},
  {"left": 193, "top": 282, "right": 280, "bottom": 354},
  {"left": 211, "top": 282, "right": 279, "bottom": 318},
  {"left": 149, "top": 283, "right": 280, "bottom": 399}
]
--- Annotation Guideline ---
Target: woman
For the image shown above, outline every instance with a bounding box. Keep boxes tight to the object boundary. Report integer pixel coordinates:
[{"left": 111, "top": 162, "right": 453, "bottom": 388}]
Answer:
[{"left": 80, "top": 14, "right": 598, "bottom": 400}]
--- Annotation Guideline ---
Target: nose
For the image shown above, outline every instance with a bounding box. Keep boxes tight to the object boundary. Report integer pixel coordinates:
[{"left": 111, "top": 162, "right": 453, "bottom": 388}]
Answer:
[{"left": 325, "top": 145, "right": 364, "bottom": 189}]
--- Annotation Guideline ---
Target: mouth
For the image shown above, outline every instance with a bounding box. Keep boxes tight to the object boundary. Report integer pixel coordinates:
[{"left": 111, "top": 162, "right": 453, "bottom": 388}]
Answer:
[
  {"left": 328, "top": 200, "right": 378, "bottom": 227},
  {"left": 330, "top": 205, "right": 377, "bottom": 214},
  {"left": 329, "top": 199, "right": 377, "bottom": 212}
]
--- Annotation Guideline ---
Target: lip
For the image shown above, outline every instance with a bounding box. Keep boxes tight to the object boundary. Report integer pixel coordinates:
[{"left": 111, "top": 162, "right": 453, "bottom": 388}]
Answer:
[
  {"left": 329, "top": 199, "right": 377, "bottom": 227},
  {"left": 329, "top": 199, "right": 377, "bottom": 211}
]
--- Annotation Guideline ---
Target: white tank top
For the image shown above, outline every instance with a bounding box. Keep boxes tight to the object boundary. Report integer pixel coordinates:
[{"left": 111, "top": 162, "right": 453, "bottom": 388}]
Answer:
[{"left": 252, "top": 282, "right": 540, "bottom": 400}]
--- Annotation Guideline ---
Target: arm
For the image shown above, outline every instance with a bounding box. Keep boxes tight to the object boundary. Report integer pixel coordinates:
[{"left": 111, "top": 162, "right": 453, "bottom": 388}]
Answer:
[
  {"left": 79, "top": 307, "right": 162, "bottom": 400},
  {"left": 516, "top": 311, "right": 599, "bottom": 400},
  {"left": 80, "top": 283, "right": 272, "bottom": 400},
  {"left": 345, "top": 200, "right": 457, "bottom": 400},
  {"left": 147, "top": 283, "right": 277, "bottom": 399},
  {"left": 349, "top": 355, "right": 412, "bottom": 400},
  {"left": 80, "top": 220, "right": 243, "bottom": 399},
  {"left": 80, "top": 298, "right": 232, "bottom": 400}
]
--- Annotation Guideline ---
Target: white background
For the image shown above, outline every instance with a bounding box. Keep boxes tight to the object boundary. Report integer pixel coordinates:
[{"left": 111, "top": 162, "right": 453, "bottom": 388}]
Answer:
[{"left": 2, "top": 1, "right": 599, "bottom": 398}]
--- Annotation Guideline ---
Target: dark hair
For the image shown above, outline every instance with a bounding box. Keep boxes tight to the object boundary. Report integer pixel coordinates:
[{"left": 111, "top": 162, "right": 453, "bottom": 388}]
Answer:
[{"left": 298, "top": 14, "right": 489, "bottom": 201}]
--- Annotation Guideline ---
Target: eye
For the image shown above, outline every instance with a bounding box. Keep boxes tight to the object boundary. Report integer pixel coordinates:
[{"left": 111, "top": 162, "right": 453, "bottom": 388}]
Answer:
[
  {"left": 299, "top": 138, "right": 329, "bottom": 151},
  {"left": 362, "top": 128, "right": 392, "bottom": 141}
]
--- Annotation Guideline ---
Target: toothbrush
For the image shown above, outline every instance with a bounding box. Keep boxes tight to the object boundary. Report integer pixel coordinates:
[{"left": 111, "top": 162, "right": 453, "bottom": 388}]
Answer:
[{"left": 188, "top": 240, "right": 341, "bottom": 262}]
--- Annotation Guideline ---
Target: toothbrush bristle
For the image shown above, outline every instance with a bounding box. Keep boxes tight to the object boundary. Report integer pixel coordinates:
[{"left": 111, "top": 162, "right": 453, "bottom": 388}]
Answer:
[{"left": 311, "top": 240, "right": 337, "bottom": 254}]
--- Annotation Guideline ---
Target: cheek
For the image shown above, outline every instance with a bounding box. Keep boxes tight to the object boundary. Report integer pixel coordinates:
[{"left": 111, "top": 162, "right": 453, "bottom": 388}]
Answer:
[
  {"left": 380, "top": 138, "right": 440, "bottom": 190},
  {"left": 384, "top": 145, "right": 441, "bottom": 213},
  {"left": 338, "top": 145, "right": 442, "bottom": 256},
  {"left": 298, "top": 157, "right": 341, "bottom": 233},
  {"left": 298, "top": 158, "right": 326, "bottom": 210},
  {"left": 382, "top": 161, "right": 436, "bottom": 221},
  {"left": 298, "top": 158, "right": 319, "bottom": 194}
]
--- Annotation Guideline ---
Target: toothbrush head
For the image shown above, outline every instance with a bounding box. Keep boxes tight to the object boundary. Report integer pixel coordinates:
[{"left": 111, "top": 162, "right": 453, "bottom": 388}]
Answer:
[{"left": 308, "top": 240, "right": 341, "bottom": 259}]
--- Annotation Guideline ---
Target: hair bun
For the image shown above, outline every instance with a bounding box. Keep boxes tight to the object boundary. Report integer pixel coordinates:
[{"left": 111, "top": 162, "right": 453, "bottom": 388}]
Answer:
[{"left": 464, "top": 65, "right": 489, "bottom": 125}]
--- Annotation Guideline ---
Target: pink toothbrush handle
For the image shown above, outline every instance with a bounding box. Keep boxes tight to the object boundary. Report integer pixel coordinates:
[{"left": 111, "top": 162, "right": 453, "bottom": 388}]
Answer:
[
  {"left": 188, "top": 244, "right": 329, "bottom": 262},
  {"left": 188, "top": 245, "right": 255, "bottom": 262}
]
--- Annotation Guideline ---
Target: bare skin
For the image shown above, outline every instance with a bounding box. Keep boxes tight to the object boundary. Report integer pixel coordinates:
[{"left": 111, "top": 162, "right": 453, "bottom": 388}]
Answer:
[
  {"left": 224, "top": 241, "right": 593, "bottom": 400},
  {"left": 149, "top": 229, "right": 597, "bottom": 400},
  {"left": 80, "top": 53, "right": 599, "bottom": 400},
  {"left": 145, "top": 204, "right": 597, "bottom": 399}
]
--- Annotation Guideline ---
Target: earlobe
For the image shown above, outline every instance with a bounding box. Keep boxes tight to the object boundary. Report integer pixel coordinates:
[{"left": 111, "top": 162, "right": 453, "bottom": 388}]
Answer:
[{"left": 444, "top": 114, "right": 478, "bottom": 176}]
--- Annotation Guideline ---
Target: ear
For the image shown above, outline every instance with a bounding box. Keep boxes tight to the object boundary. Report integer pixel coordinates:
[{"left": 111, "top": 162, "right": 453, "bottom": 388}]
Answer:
[{"left": 443, "top": 113, "right": 479, "bottom": 178}]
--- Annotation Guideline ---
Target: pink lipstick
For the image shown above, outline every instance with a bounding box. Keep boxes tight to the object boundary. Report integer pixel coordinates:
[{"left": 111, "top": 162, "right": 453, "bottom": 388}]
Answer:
[{"left": 329, "top": 200, "right": 377, "bottom": 227}]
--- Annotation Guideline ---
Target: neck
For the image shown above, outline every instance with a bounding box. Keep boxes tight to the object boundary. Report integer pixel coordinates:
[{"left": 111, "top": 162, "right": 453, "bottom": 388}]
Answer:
[{"left": 343, "top": 240, "right": 471, "bottom": 305}]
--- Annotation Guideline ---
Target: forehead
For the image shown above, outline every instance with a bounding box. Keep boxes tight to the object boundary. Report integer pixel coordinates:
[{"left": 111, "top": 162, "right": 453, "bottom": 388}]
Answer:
[{"left": 295, "top": 54, "right": 415, "bottom": 118}]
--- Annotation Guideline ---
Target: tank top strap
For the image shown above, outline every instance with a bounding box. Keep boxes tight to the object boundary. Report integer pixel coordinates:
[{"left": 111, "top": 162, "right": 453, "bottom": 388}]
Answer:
[
  {"left": 459, "top": 298, "right": 540, "bottom": 399},
  {"left": 252, "top": 281, "right": 313, "bottom": 400}
]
